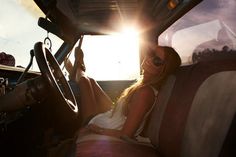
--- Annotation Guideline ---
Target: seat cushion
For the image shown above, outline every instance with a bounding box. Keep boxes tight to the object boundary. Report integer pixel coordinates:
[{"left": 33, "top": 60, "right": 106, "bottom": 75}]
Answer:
[{"left": 76, "top": 140, "right": 159, "bottom": 157}]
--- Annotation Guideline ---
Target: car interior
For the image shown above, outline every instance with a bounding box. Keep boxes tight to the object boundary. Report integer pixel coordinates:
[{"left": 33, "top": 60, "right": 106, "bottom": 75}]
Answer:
[{"left": 0, "top": 0, "right": 235, "bottom": 157}]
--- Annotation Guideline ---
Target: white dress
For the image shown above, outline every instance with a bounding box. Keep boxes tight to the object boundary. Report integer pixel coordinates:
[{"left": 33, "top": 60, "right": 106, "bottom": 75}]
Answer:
[{"left": 88, "top": 86, "right": 158, "bottom": 137}]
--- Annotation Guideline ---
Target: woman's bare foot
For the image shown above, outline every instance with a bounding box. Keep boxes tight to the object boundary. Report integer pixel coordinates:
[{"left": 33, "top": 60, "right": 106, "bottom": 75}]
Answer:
[
  {"left": 64, "top": 48, "right": 86, "bottom": 82},
  {"left": 74, "top": 48, "right": 86, "bottom": 82},
  {"left": 75, "top": 47, "right": 86, "bottom": 72}
]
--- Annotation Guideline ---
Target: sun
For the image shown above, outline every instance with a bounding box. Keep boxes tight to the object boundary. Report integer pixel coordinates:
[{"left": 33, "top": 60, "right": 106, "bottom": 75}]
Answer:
[{"left": 80, "top": 26, "right": 140, "bottom": 80}]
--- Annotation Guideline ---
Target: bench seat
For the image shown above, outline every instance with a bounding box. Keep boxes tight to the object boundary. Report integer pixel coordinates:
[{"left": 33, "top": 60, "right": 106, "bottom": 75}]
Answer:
[{"left": 76, "top": 58, "right": 236, "bottom": 157}]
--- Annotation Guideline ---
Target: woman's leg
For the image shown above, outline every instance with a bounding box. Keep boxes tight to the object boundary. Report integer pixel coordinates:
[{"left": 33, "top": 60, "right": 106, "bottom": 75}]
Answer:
[
  {"left": 77, "top": 74, "right": 98, "bottom": 123},
  {"left": 76, "top": 71, "right": 112, "bottom": 125},
  {"left": 89, "top": 78, "right": 113, "bottom": 112},
  {"left": 64, "top": 52, "right": 112, "bottom": 124}
]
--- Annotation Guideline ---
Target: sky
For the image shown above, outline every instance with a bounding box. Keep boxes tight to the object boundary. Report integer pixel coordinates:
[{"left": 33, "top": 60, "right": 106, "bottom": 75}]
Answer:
[{"left": 0, "top": 0, "right": 62, "bottom": 70}]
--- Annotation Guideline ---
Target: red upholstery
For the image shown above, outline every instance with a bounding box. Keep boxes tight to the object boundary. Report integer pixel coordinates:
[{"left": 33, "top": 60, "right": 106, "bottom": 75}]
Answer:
[
  {"left": 76, "top": 140, "right": 158, "bottom": 157},
  {"left": 158, "top": 60, "right": 236, "bottom": 157}
]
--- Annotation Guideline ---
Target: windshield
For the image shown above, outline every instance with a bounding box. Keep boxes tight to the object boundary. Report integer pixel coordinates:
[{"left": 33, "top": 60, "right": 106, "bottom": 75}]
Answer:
[
  {"left": 159, "top": 0, "right": 236, "bottom": 64},
  {"left": 65, "top": 33, "right": 140, "bottom": 81},
  {"left": 0, "top": 1, "right": 140, "bottom": 81}
]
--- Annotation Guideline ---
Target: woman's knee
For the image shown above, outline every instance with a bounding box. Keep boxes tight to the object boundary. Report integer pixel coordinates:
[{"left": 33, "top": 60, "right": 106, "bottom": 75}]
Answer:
[
  {"left": 78, "top": 75, "right": 91, "bottom": 87},
  {"left": 89, "top": 77, "right": 97, "bottom": 85}
]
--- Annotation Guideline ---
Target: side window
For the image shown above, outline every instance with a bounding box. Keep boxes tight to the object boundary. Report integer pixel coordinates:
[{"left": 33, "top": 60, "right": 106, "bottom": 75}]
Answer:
[{"left": 159, "top": 0, "right": 236, "bottom": 64}]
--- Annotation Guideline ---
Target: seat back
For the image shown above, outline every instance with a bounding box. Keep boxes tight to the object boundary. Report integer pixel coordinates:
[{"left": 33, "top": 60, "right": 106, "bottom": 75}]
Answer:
[
  {"left": 144, "top": 75, "right": 176, "bottom": 147},
  {"left": 145, "top": 59, "right": 236, "bottom": 157},
  {"left": 181, "top": 71, "right": 236, "bottom": 157}
]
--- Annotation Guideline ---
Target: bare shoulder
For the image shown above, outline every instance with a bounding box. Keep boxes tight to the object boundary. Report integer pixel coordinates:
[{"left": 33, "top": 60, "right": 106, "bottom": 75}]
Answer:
[
  {"left": 136, "top": 86, "right": 155, "bottom": 97},
  {"left": 133, "top": 86, "right": 156, "bottom": 104}
]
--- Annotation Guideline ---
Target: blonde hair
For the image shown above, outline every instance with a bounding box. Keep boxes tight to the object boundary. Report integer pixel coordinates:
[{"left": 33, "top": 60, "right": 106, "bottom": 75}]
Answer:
[{"left": 115, "top": 46, "right": 181, "bottom": 115}]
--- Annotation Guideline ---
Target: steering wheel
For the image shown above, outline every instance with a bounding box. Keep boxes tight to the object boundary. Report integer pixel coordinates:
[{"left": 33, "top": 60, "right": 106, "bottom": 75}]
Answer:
[{"left": 34, "top": 42, "right": 78, "bottom": 114}]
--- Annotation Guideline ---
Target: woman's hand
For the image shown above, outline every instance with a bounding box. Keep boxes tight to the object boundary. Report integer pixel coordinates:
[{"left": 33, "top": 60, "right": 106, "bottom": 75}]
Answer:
[
  {"left": 76, "top": 124, "right": 105, "bottom": 137},
  {"left": 84, "top": 124, "right": 123, "bottom": 138},
  {"left": 87, "top": 124, "right": 105, "bottom": 134}
]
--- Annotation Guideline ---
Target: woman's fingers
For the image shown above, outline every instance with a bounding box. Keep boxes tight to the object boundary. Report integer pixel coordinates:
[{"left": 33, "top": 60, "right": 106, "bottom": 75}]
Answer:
[{"left": 88, "top": 124, "right": 104, "bottom": 134}]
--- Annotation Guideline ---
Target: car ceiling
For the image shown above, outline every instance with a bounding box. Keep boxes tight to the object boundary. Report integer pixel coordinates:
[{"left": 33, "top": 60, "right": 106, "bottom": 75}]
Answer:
[{"left": 34, "top": 0, "right": 202, "bottom": 43}]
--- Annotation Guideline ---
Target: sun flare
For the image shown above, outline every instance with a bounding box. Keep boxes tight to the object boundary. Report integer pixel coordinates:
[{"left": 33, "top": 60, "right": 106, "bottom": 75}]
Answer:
[{"left": 79, "top": 27, "right": 140, "bottom": 80}]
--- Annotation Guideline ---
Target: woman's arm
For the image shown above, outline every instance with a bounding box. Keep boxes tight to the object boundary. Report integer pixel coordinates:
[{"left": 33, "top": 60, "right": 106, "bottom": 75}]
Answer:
[{"left": 121, "top": 86, "right": 155, "bottom": 137}]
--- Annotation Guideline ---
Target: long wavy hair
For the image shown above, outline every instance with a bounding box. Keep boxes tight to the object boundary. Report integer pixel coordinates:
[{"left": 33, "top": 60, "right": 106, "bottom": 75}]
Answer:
[{"left": 116, "top": 46, "right": 181, "bottom": 115}]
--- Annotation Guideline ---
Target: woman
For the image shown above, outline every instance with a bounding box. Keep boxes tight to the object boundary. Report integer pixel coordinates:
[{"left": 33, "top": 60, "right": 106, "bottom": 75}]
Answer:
[{"left": 64, "top": 45, "right": 181, "bottom": 139}]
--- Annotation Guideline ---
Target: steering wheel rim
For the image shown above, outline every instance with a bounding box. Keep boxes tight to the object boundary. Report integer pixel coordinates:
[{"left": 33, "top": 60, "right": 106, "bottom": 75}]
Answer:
[{"left": 34, "top": 42, "right": 78, "bottom": 113}]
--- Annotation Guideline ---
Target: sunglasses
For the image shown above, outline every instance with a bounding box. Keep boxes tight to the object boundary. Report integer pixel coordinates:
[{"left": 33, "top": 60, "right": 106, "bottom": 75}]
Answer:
[{"left": 152, "top": 56, "right": 165, "bottom": 67}]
